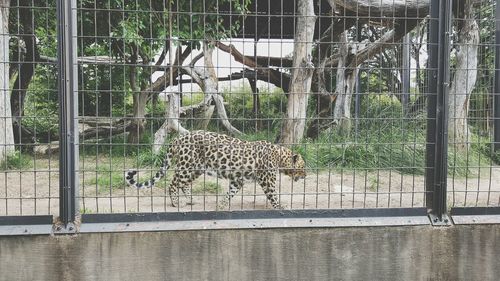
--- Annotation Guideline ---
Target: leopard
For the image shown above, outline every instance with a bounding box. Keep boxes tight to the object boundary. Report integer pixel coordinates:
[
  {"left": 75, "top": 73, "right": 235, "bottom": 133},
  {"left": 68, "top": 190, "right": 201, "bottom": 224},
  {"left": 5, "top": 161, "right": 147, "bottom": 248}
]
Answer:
[{"left": 125, "top": 130, "right": 306, "bottom": 209}]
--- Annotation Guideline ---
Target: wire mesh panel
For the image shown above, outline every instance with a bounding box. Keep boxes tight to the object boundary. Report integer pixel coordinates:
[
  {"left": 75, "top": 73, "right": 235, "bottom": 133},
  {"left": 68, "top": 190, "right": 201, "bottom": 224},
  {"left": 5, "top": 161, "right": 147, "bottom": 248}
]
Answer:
[
  {"left": 0, "top": 1, "right": 59, "bottom": 216},
  {"left": 73, "top": 0, "right": 438, "bottom": 214},
  {"left": 448, "top": 0, "right": 500, "bottom": 208},
  {"left": 3, "top": 0, "right": 497, "bottom": 218}
]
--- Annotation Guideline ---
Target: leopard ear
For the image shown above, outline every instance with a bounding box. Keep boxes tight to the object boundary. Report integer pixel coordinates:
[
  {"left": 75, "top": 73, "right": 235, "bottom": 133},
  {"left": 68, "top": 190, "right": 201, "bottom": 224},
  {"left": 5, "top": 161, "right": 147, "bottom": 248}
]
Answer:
[{"left": 292, "top": 154, "right": 299, "bottom": 163}]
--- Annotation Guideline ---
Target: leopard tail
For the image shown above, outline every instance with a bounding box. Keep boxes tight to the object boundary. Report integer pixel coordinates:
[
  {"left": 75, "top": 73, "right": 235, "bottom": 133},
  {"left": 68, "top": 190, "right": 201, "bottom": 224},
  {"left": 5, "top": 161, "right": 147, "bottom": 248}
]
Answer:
[{"left": 125, "top": 151, "right": 172, "bottom": 189}]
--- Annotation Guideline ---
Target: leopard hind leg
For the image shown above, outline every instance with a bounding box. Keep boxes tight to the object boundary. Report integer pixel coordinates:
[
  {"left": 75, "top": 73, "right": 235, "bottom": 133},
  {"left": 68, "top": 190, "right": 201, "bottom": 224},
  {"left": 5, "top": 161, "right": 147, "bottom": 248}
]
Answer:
[
  {"left": 180, "top": 169, "right": 202, "bottom": 205},
  {"left": 218, "top": 177, "right": 244, "bottom": 210},
  {"left": 169, "top": 169, "right": 200, "bottom": 207}
]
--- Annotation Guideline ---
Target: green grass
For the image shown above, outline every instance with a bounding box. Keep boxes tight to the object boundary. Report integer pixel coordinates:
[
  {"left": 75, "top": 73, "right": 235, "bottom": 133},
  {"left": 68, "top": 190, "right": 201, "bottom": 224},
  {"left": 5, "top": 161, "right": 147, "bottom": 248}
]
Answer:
[
  {"left": 182, "top": 92, "right": 205, "bottom": 106},
  {"left": 1, "top": 152, "right": 31, "bottom": 170},
  {"left": 297, "top": 126, "right": 496, "bottom": 177},
  {"left": 192, "top": 181, "right": 222, "bottom": 195},
  {"left": 84, "top": 165, "right": 222, "bottom": 195},
  {"left": 79, "top": 207, "right": 94, "bottom": 214},
  {"left": 294, "top": 94, "right": 497, "bottom": 177},
  {"left": 84, "top": 165, "right": 125, "bottom": 192},
  {"left": 368, "top": 175, "right": 379, "bottom": 192}
]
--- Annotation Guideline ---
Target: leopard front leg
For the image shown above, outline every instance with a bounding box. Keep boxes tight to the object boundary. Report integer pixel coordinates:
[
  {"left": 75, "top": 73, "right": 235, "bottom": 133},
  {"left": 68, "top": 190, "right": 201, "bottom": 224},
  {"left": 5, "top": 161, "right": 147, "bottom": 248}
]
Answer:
[
  {"left": 257, "top": 171, "right": 284, "bottom": 209},
  {"left": 168, "top": 174, "right": 181, "bottom": 207}
]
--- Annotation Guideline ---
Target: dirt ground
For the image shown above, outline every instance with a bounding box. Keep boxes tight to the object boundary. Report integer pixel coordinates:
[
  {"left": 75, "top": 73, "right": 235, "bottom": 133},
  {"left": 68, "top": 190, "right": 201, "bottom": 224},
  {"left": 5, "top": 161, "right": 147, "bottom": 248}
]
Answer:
[{"left": 1, "top": 158, "right": 499, "bottom": 216}]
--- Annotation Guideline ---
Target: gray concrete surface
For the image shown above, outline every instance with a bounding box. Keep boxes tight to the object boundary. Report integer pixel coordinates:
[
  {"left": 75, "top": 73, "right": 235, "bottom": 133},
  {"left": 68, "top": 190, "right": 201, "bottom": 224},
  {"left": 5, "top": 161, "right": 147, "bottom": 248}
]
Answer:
[{"left": 0, "top": 224, "right": 499, "bottom": 281}]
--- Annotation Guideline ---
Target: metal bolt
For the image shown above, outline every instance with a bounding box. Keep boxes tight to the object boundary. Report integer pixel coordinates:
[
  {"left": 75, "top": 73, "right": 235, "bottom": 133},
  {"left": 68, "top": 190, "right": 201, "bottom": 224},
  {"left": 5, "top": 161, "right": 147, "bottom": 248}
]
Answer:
[
  {"left": 433, "top": 218, "right": 438, "bottom": 222},
  {"left": 444, "top": 219, "right": 449, "bottom": 223},
  {"left": 24, "top": 229, "right": 28, "bottom": 233},
  {"left": 69, "top": 226, "right": 74, "bottom": 231},
  {"left": 56, "top": 226, "right": 62, "bottom": 231}
]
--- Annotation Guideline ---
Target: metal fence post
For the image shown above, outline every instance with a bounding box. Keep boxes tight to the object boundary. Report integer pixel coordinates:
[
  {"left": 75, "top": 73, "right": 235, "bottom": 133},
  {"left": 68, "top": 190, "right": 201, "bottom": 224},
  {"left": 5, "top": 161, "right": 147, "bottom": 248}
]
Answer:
[
  {"left": 494, "top": 0, "right": 500, "bottom": 152},
  {"left": 426, "top": 0, "right": 452, "bottom": 225},
  {"left": 56, "top": 0, "right": 78, "bottom": 231},
  {"left": 425, "top": 0, "right": 439, "bottom": 213}
]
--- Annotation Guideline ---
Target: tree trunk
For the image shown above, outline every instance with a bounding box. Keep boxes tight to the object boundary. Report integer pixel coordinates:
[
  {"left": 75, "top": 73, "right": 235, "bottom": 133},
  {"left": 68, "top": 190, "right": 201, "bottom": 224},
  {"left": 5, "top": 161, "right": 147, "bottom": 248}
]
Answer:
[
  {"left": 332, "top": 33, "right": 359, "bottom": 135},
  {"left": 0, "top": 0, "right": 14, "bottom": 162},
  {"left": 279, "top": 0, "right": 316, "bottom": 145},
  {"left": 150, "top": 45, "right": 195, "bottom": 152},
  {"left": 306, "top": 26, "right": 342, "bottom": 140},
  {"left": 153, "top": 42, "right": 244, "bottom": 153},
  {"left": 127, "top": 91, "right": 148, "bottom": 144},
  {"left": 202, "top": 42, "right": 241, "bottom": 136},
  {"left": 127, "top": 48, "right": 148, "bottom": 144},
  {"left": 448, "top": 1, "right": 479, "bottom": 149},
  {"left": 248, "top": 78, "right": 262, "bottom": 131},
  {"left": 151, "top": 90, "right": 190, "bottom": 153},
  {"left": 11, "top": 0, "right": 38, "bottom": 144}
]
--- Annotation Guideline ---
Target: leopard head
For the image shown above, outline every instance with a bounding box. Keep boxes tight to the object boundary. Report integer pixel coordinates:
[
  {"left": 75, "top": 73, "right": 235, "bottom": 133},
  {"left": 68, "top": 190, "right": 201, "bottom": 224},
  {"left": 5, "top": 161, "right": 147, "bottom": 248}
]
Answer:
[{"left": 279, "top": 147, "right": 306, "bottom": 181}]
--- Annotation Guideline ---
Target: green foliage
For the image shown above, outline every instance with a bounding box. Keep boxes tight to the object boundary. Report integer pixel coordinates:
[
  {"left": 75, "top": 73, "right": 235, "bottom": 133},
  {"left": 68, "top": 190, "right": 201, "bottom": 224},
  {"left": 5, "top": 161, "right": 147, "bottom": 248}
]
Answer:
[
  {"left": 182, "top": 92, "right": 205, "bottom": 107},
  {"left": 222, "top": 86, "right": 285, "bottom": 132},
  {"left": 22, "top": 69, "right": 59, "bottom": 140},
  {"left": 12, "top": 3, "right": 59, "bottom": 139},
  {"left": 74, "top": 0, "right": 250, "bottom": 120}
]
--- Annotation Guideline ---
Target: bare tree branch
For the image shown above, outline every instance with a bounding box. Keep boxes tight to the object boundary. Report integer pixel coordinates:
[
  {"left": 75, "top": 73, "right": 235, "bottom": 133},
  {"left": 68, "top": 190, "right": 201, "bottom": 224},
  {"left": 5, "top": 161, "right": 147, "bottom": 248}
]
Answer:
[
  {"left": 215, "top": 41, "right": 291, "bottom": 92},
  {"left": 189, "top": 52, "right": 204, "bottom": 68},
  {"left": 215, "top": 41, "right": 292, "bottom": 68},
  {"left": 323, "top": 20, "right": 419, "bottom": 70}
]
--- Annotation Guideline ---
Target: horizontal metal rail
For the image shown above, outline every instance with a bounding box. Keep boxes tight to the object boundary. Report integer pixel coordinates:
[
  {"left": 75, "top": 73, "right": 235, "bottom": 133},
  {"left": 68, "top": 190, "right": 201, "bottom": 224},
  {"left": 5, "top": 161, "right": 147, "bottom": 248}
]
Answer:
[
  {"left": 451, "top": 207, "right": 500, "bottom": 225},
  {"left": 0, "top": 215, "right": 54, "bottom": 236},
  {"left": 79, "top": 208, "right": 430, "bottom": 233},
  {"left": 0, "top": 208, "right": 430, "bottom": 235}
]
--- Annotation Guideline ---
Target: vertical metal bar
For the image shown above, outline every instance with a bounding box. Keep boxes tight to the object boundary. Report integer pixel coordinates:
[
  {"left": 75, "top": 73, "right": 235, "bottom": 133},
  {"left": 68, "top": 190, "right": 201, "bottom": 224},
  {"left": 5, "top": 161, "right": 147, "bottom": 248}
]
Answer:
[
  {"left": 427, "top": 0, "right": 452, "bottom": 223},
  {"left": 402, "top": 35, "right": 410, "bottom": 115},
  {"left": 494, "top": 0, "right": 500, "bottom": 152},
  {"left": 57, "top": 0, "right": 78, "bottom": 227},
  {"left": 433, "top": 0, "right": 452, "bottom": 220},
  {"left": 355, "top": 70, "right": 361, "bottom": 138},
  {"left": 425, "top": 1, "right": 439, "bottom": 210},
  {"left": 355, "top": 23, "right": 362, "bottom": 136}
]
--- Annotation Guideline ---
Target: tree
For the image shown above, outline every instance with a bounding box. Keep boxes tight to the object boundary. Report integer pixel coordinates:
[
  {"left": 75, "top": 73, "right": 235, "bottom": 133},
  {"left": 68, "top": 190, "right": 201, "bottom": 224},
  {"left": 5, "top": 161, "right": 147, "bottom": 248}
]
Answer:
[
  {"left": 331, "top": 32, "right": 360, "bottom": 135},
  {"left": 304, "top": 0, "right": 426, "bottom": 139},
  {"left": 448, "top": 0, "right": 479, "bottom": 148},
  {"left": 278, "top": 0, "right": 316, "bottom": 145},
  {"left": 10, "top": 0, "right": 38, "bottom": 144},
  {"left": 0, "top": 0, "right": 14, "bottom": 163}
]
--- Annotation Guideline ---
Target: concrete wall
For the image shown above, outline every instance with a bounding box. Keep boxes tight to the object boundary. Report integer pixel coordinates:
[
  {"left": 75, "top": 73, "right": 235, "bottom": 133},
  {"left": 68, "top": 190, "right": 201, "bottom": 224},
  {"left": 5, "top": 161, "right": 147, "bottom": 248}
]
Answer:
[{"left": 0, "top": 225, "right": 499, "bottom": 281}]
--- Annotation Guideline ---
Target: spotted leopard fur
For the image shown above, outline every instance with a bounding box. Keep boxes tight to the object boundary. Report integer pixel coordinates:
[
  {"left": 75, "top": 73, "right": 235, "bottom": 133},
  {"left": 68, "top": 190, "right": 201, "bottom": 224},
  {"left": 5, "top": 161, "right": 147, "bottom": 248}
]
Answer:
[{"left": 125, "top": 131, "right": 306, "bottom": 209}]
